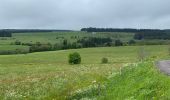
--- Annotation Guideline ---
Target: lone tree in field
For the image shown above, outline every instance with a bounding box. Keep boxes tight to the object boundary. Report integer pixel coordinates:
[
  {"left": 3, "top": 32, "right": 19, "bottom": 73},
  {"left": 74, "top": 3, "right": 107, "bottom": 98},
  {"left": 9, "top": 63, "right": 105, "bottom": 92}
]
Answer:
[
  {"left": 101, "top": 57, "right": 108, "bottom": 64},
  {"left": 68, "top": 52, "right": 81, "bottom": 64}
]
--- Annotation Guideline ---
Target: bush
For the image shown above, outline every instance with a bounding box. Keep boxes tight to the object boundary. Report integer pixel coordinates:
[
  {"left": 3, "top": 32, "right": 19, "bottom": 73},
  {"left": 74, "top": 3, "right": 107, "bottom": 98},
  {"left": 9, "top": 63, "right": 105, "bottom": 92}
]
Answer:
[
  {"left": 115, "top": 39, "right": 123, "bottom": 46},
  {"left": 14, "top": 40, "right": 21, "bottom": 45},
  {"left": 29, "top": 42, "right": 52, "bottom": 52},
  {"left": 101, "top": 57, "right": 108, "bottom": 64},
  {"left": 0, "top": 49, "right": 29, "bottom": 55},
  {"left": 128, "top": 40, "right": 136, "bottom": 45},
  {"left": 69, "top": 52, "right": 81, "bottom": 64}
]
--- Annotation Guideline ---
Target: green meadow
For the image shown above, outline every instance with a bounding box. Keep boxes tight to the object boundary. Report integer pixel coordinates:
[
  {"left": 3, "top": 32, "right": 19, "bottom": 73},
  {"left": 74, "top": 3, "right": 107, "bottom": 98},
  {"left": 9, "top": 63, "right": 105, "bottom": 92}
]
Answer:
[
  {"left": 0, "top": 31, "right": 134, "bottom": 45},
  {"left": 0, "top": 45, "right": 169, "bottom": 99}
]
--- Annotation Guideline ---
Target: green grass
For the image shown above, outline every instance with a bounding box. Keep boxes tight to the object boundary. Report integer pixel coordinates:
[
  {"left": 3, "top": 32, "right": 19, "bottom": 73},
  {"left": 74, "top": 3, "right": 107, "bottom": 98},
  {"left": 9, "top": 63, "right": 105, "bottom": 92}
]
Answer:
[
  {"left": 0, "top": 31, "right": 134, "bottom": 54},
  {"left": 70, "top": 60, "right": 170, "bottom": 99},
  {"left": 0, "top": 45, "right": 169, "bottom": 99},
  {"left": 0, "top": 31, "right": 134, "bottom": 45},
  {"left": 100, "top": 60, "right": 170, "bottom": 99}
]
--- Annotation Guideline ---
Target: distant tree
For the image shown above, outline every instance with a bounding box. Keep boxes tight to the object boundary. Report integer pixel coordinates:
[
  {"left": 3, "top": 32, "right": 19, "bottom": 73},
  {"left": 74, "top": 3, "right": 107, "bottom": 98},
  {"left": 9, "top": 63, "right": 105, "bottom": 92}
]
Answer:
[
  {"left": 62, "top": 39, "right": 68, "bottom": 49},
  {"left": 53, "top": 43, "right": 63, "bottom": 50},
  {"left": 134, "top": 33, "right": 143, "bottom": 40},
  {"left": 68, "top": 52, "right": 81, "bottom": 64},
  {"left": 101, "top": 57, "right": 108, "bottom": 64},
  {"left": 0, "top": 30, "right": 12, "bottom": 37},
  {"left": 81, "top": 27, "right": 163, "bottom": 33},
  {"left": 115, "top": 39, "right": 123, "bottom": 46},
  {"left": 128, "top": 40, "right": 136, "bottom": 45},
  {"left": 63, "top": 39, "right": 68, "bottom": 46},
  {"left": 78, "top": 37, "right": 112, "bottom": 48},
  {"left": 35, "top": 42, "right": 41, "bottom": 46},
  {"left": 29, "top": 42, "right": 52, "bottom": 52},
  {"left": 14, "top": 40, "right": 21, "bottom": 45},
  {"left": 134, "top": 30, "right": 170, "bottom": 40}
]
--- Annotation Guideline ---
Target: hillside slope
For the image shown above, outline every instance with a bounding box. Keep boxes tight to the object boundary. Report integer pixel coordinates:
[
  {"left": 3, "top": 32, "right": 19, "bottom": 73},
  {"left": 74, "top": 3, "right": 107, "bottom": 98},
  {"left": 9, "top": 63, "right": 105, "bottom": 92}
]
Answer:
[{"left": 69, "top": 60, "right": 170, "bottom": 99}]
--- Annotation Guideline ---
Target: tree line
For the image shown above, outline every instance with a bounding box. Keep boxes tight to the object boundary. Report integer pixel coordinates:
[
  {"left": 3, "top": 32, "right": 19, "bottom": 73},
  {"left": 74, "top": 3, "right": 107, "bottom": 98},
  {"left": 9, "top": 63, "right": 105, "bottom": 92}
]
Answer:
[
  {"left": 81, "top": 27, "right": 170, "bottom": 40},
  {"left": 0, "top": 30, "right": 12, "bottom": 37},
  {"left": 11, "top": 37, "right": 136, "bottom": 54},
  {"left": 134, "top": 30, "right": 170, "bottom": 40},
  {"left": 0, "top": 29, "right": 72, "bottom": 34},
  {"left": 81, "top": 27, "right": 163, "bottom": 33}
]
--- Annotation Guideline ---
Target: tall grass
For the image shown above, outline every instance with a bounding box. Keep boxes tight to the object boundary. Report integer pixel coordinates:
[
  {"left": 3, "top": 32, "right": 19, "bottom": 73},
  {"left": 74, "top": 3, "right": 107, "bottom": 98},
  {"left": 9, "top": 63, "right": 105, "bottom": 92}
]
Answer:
[
  {"left": 69, "top": 59, "right": 170, "bottom": 99},
  {"left": 0, "top": 45, "right": 169, "bottom": 99}
]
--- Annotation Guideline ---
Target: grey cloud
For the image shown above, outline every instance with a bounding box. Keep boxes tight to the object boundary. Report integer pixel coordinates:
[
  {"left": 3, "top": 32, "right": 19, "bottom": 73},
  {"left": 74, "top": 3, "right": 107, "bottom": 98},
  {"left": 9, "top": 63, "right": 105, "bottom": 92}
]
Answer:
[{"left": 0, "top": 0, "right": 170, "bottom": 29}]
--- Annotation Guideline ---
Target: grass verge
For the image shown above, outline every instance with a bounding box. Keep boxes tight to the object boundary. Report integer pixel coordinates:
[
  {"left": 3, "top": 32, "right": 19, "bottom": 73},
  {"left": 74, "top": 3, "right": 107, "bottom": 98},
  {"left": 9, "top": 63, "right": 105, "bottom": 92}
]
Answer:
[{"left": 69, "top": 59, "right": 170, "bottom": 100}]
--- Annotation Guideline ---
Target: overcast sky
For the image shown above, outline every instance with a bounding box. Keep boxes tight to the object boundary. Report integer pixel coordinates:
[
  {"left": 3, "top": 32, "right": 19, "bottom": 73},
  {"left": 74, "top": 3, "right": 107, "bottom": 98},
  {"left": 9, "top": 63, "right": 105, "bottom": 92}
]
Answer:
[{"left": 0, "top": 0, "right": 170, "bottom": 30}]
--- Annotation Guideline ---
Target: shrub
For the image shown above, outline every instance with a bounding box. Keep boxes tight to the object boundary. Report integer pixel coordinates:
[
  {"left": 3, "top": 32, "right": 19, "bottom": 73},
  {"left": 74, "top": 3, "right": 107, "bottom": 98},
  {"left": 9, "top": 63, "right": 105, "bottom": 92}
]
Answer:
[
  {"left": 22, "top": 43, "right": 33, "bottom": 46},
  {"left": 0, "top": 49, "right": 29, "bottom": 55},
  {"left": 29, "top": 42, "right": 52, "bottom": 52},
  {"left": 69, "top": 52, "right": 81, "bottom": 64},
  {"left": 53, "top": 43, "right": 63, "bottom": 50},
  {"left": 115, "top": 39, "right": 123, "bottom": 46},
  {"left": 128, "top": 40, "right": 136, "bottom": 45},
  {"left": 101, "top": 57, "right": 108, "bottom": 64},
  {"left": 14, "top": 40, "right": 21, "bottom": 45}
]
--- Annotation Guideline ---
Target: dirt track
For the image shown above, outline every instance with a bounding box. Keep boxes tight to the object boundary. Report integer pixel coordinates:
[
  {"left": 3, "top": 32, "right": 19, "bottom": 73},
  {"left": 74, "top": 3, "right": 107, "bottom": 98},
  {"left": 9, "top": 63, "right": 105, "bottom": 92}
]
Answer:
[{"left": 157, "top": 60, "right": 170, "bottom": 75}]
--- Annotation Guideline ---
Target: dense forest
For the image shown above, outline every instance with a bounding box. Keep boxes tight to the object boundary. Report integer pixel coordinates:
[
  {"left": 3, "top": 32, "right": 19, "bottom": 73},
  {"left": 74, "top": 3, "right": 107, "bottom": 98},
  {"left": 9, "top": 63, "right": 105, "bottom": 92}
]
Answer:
[
  {"left": 134, "top": 30, "right": 170, "bottom": 40},
  {"left": 0, "top": 30, "right": 12, "bottom": 37},
  {"left": 81, "top": 27, "right": 163, "bottom": 33},
  {"left": 0, "top": 29, "right": 72, "bottom": 33},
  {"left": 81, "top": 27, "right": 170, "bottom": 40}
]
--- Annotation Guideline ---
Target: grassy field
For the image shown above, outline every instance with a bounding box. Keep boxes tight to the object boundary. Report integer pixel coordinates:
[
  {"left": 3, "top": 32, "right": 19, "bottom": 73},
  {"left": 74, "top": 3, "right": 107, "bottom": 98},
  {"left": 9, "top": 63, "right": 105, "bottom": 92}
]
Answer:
[
  {"left": 0, "top": 31, "right": 134, "bottom": 45},
  {"left": 0, "top": 31, "right": 135, "bottom": 54},
  {"left": 0, "top": 45, "right": 169, "bottom": 99},
  {"left": 70, "top": 60, "right": 170, "bottom": 99}
]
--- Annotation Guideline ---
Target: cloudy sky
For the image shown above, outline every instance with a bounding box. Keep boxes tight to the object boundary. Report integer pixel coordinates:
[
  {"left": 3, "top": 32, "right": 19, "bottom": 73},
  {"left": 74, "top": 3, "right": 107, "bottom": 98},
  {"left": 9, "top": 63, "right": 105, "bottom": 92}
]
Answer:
[{"left": 0, "top": 0, "right": 170, "bottom": 30}]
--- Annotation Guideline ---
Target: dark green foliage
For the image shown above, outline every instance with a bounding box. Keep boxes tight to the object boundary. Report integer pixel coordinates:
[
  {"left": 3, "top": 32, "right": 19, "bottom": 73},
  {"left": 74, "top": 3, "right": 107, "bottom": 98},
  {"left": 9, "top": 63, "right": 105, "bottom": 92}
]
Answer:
[
  {"left": 62, "top": 39, "right": 70, "bottom": 49},
  {"left": 68, "top": 52, "right": 81, "bottom": 64},
  {"left": 12, "top": 37, "right": 113, "bottom": 54},
  {"left": 53, "top": 43, "right": 63, "bottom": 50},
  {"left": 0, "top": 49, "right": 29, "bottom": 55},
  {"left": 115, "top": 39, "right": 123, "bottom": 46},
  {"left": 81, "top": 27, "right": 162, "bottom": 33},
  {"left": 78, "top": 37, "right": 112, "bottom": 47},
  {"left": 71, "top": 42, "right": 82, "bottom": 49},
  {"left": 0, "top": 30, "right": 12, "bottom": 37},
  {"left": 101, "top": 57, "right": 108, "bottom": 64},
  {"left": 1, "top": 29, "right": 71, "bottom": 33},
  {"left": 134, "top": 33, "right": 143, "bottom": 40},
  {"left": 134, "top": 30, "right": 170, "bottom": 40},
  {"left": 128, "top": 39, "right": 136, "bottom": 45},
  {"left": 63, "top": 39, "right": 68, "bottom": 46},
  {"left": 30, "top": 42, "right": 52, "bottom": 52},
  {"left": 14, "top": 40, "right": 21, "bottom": 45},
  {"left": 21, "top": 43, "right": 33, "bottom": 46}
]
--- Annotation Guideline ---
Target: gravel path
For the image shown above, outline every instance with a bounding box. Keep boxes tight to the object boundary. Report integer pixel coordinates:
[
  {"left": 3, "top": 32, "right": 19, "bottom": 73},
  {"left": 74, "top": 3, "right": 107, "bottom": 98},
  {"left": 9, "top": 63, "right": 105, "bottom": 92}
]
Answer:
[{"left": 157, "top": 60, "right": 170, "bottom": 75}]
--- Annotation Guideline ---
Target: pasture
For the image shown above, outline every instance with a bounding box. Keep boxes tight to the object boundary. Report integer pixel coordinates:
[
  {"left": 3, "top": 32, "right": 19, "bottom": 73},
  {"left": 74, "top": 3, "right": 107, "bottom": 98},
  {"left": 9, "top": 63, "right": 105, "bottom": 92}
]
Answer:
[
  {"left": 0, "top": 31, "right": 134, "bottom": 45},
  {"left": 0, "top": 31, "right": 135, "bottom": 54},
  {"left": 0, "top": 45, "right": 169, "bottom": 99}
]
